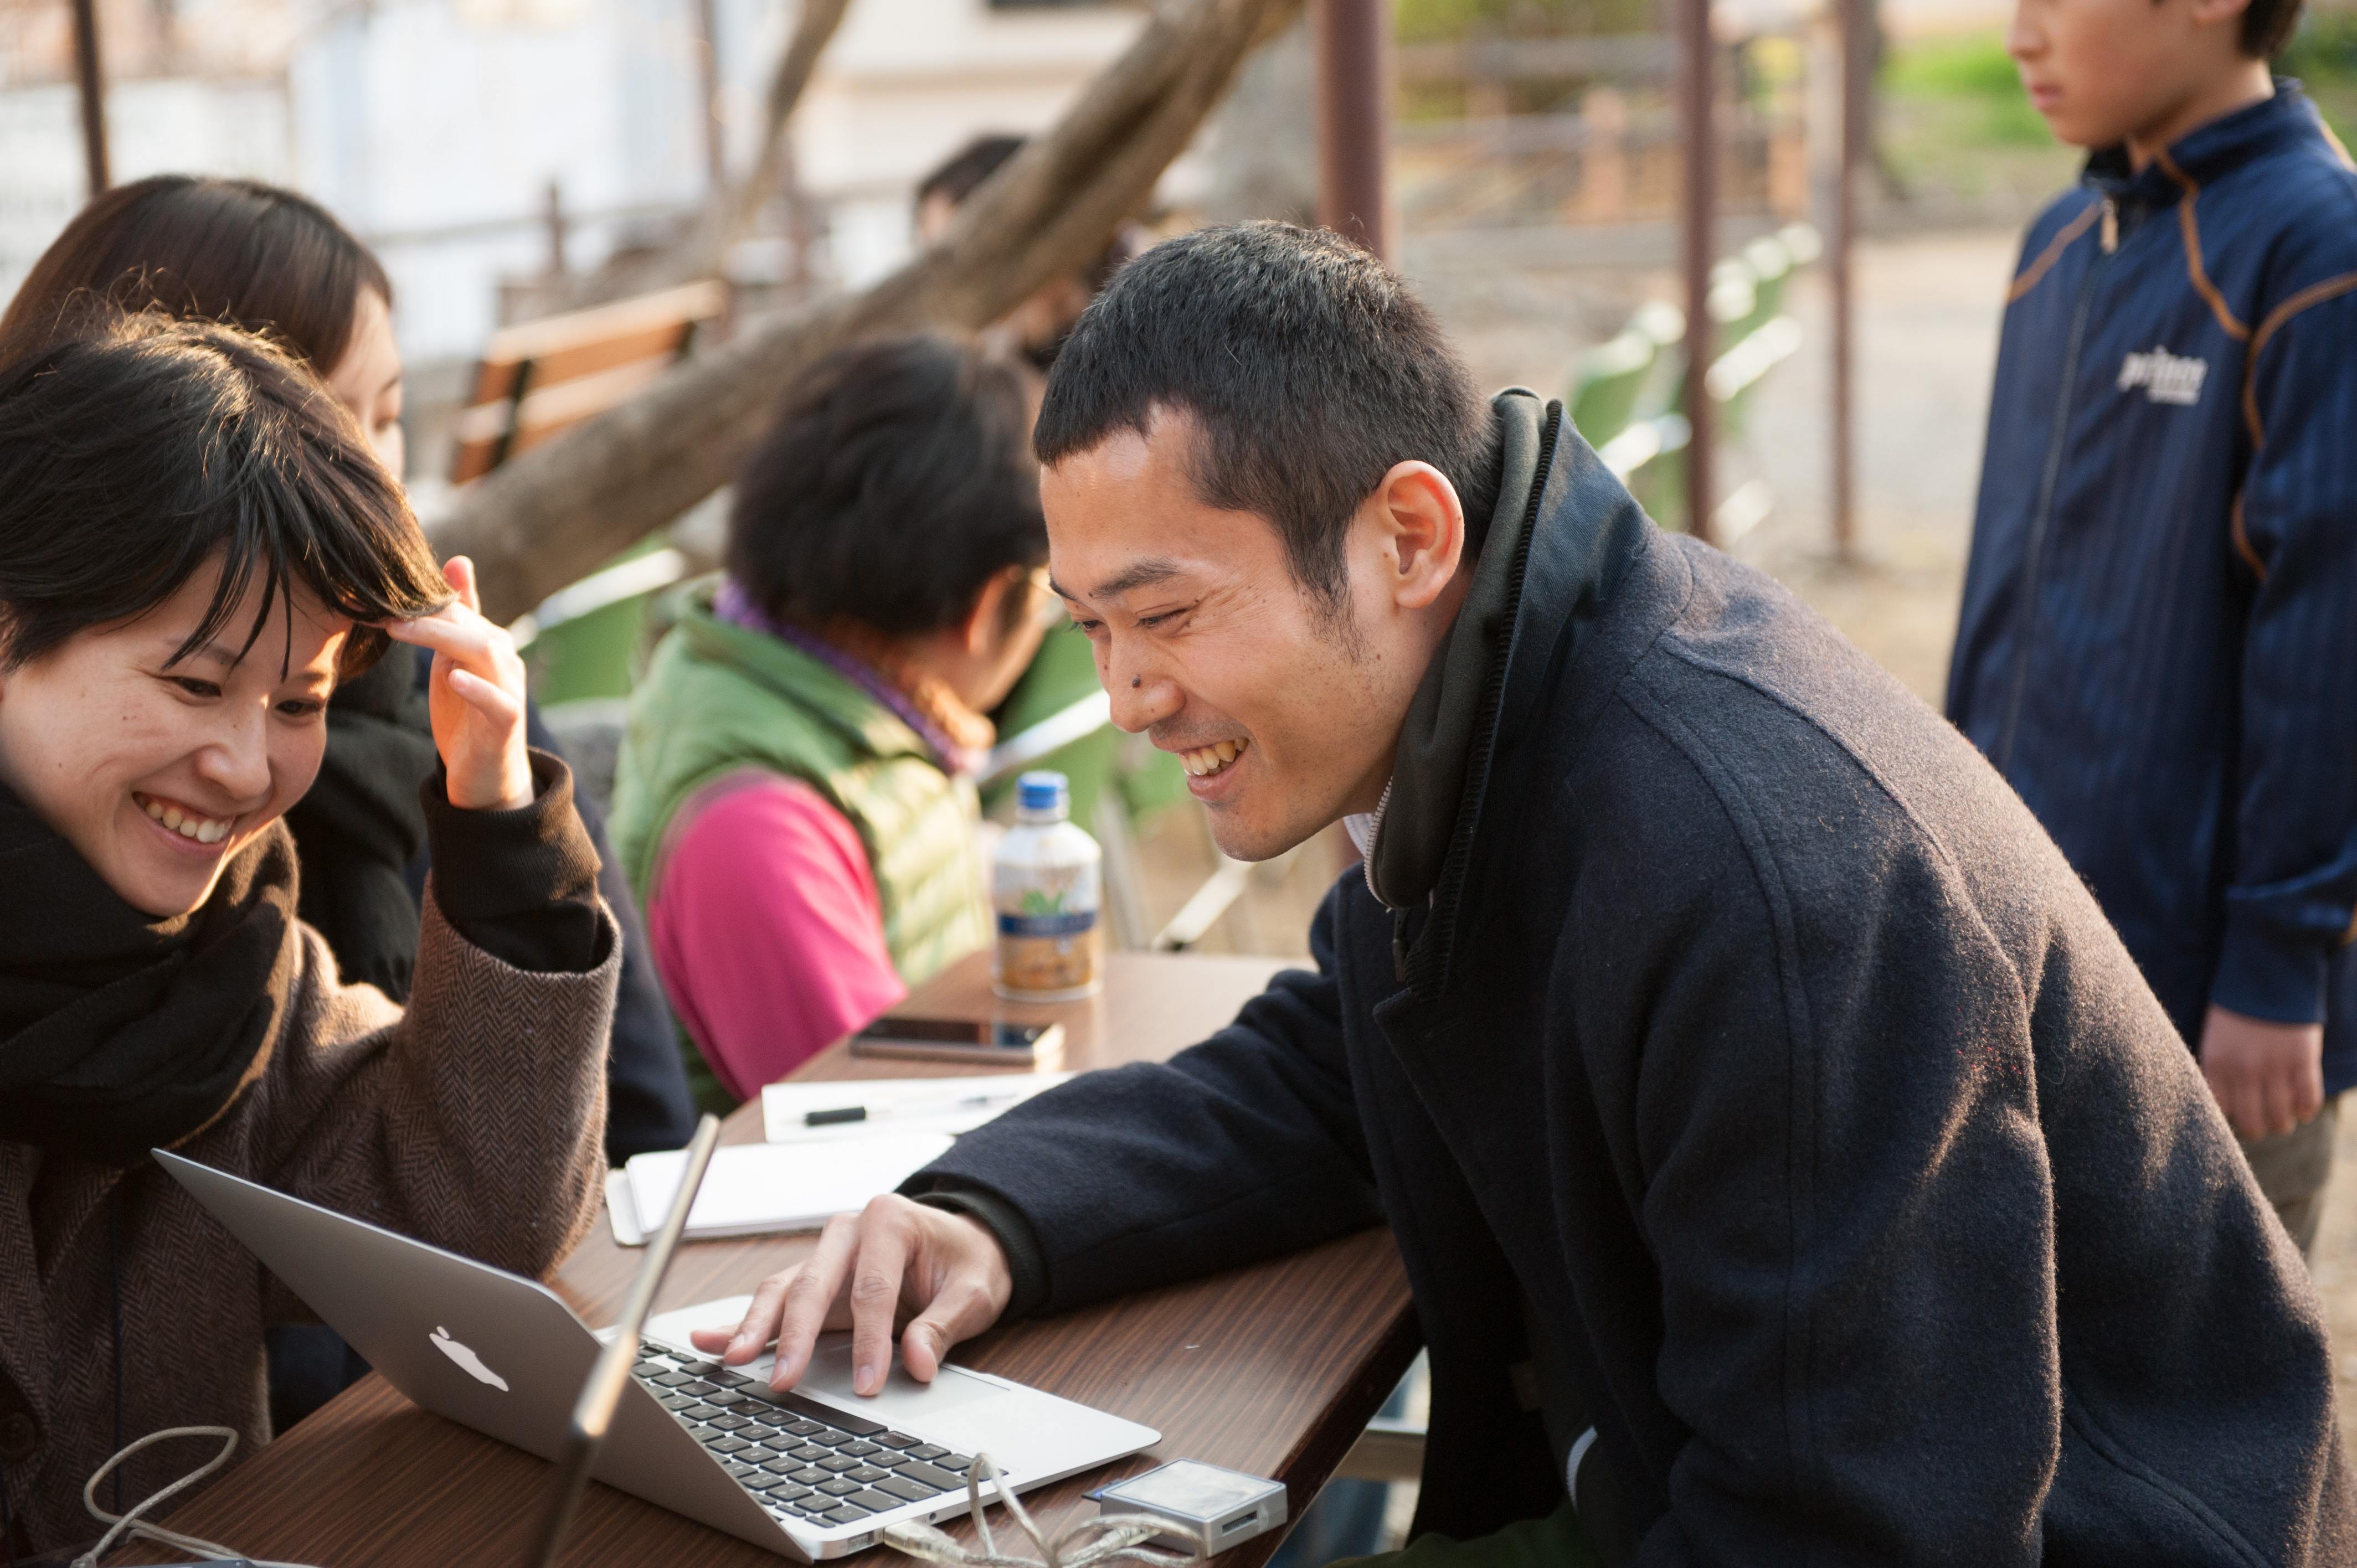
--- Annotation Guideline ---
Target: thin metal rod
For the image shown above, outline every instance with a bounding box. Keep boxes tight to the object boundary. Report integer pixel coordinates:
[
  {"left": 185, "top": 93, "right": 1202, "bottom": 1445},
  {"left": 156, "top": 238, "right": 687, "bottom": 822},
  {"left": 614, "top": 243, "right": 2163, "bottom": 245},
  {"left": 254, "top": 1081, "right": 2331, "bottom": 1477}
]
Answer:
[
  {"left": 693, "top": 0, "right": 727, "bottom": 193},
  {"left": 70, "top": 0, "right": 110, "bottom": 198},
  {"left": 1315, "top": 0, "right": 1392, "bottom": 259},
  {"left": 528, "top": 1113, "right": 723, "bottom": 1568},
  {"left": 1678, "top": 0, "right": 1716, "bottom": 544},
  {"left": 1830, "top": 0, "right": 1865, "bottom": 559}
]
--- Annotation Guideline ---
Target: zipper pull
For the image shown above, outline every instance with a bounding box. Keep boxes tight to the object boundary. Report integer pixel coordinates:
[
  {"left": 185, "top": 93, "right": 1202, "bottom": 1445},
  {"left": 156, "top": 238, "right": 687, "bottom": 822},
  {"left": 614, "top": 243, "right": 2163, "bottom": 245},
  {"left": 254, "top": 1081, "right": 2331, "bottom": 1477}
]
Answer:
[
  {"left": 1392, "top": 906, "right": 1412, "bottom": 984},
  {"left": 2100, "top": 197, "right": 2119, "bottom": 254}
]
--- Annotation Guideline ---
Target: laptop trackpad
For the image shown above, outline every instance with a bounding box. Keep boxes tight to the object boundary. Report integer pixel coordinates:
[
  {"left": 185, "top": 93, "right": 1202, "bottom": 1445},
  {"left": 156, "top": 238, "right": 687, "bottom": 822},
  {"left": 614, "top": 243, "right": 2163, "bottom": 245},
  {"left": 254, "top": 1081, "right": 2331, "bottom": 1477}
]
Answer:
[
  {"left": 789, "top": 1337, "right": 1002, "bottom": 1420},
  {"left": 645, "top": 1296, "right": 1003, "bottom": 1421}
]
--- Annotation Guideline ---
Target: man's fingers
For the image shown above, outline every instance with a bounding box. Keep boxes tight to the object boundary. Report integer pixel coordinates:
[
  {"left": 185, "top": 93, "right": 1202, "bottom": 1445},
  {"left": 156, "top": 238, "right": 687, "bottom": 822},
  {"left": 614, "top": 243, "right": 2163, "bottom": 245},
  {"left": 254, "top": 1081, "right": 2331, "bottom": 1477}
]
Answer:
[
  {"left": 846, "top": 1206, "right": 917, "bottom": 1397},
  {"left": 2233, "top": 1076, "right": 2271, "bottom": 1142},
  {"left": 773, "top": 1220, "right": 862, "bottom": 1389},
  {"left": 2260, "top": 1070, "right": 2298, "bottom": 1141},
  {"left": 694, "top": 1271, "right": 792, "bottom": 1360},
  {"left": 2293, "top": 1056, "right": 2325, "bottom": 1126},
  {"left": 898, "top": 1277, "right": 997, "bottom": 1383},
  {"left": 2204, "top": 1048, "right": 2269, "bottom": 1141}
]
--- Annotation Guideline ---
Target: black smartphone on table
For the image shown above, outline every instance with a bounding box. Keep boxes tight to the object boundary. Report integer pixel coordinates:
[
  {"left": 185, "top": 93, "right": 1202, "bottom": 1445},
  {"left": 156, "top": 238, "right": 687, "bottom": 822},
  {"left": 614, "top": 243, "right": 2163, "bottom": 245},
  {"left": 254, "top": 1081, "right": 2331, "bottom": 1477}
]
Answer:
[{"left": 847, "top": 1016, "right": 1067, "bottom": 1067}]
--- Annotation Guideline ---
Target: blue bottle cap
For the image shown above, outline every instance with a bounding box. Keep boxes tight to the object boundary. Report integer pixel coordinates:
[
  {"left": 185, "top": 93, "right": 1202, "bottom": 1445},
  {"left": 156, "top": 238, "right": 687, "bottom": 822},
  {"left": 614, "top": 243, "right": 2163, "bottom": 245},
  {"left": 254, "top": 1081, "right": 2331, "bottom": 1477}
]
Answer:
[{"left": 1016, "top": 771, "right": 1069, "bottom": 816}]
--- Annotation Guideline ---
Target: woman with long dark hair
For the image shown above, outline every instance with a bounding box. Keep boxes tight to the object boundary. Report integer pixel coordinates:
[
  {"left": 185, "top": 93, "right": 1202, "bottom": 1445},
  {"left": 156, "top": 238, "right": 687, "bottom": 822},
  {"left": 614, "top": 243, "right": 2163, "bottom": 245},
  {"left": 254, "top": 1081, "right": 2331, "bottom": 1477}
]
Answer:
[{"left": 0, "top": 310, "right": 618, "bottom": 1555}]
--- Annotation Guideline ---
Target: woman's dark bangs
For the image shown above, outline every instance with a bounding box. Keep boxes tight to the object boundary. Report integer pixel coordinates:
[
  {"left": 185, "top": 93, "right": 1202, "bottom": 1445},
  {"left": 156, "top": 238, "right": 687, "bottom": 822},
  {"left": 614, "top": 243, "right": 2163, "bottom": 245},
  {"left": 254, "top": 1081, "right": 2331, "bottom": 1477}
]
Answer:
[
  {"left": 164, "top": 481, "right": 285, "bottom": 671},
  {"left": 279, "top": 441, "right": 450, "bottom": 667},
  {"left": 0, "top": 313, "right": 445, "bottom": 677},
  {"left": 162, "top": 445, "right": 442, "bottom": 680}
]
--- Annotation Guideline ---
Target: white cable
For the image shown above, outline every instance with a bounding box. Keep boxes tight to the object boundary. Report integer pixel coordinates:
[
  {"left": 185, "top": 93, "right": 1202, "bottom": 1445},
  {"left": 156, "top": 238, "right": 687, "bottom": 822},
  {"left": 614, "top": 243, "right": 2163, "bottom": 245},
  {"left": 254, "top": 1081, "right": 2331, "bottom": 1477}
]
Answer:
[
  {"left": 73, "top": 1426, "right": 323, "bottom": 1568},
  {"left": 881, "top": 1453, "right": 1195, "bottom": 1568}
]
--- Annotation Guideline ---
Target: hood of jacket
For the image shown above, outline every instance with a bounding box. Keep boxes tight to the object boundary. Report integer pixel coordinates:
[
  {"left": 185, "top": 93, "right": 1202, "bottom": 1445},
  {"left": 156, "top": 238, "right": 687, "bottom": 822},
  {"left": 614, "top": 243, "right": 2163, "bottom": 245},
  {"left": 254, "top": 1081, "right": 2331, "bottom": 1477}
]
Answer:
[
  {"left": 1366, "top": 388, "right": 1547, "bottom": 910},
  {"left": 1366, "top": 387, "right": 1653, "bottom": 924}
]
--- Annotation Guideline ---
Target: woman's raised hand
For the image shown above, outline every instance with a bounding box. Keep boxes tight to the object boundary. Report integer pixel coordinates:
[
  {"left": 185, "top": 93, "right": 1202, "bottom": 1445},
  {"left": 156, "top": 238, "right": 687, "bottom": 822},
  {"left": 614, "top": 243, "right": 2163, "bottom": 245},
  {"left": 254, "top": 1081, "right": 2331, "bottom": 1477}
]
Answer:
[{"left": 385, "top": 556, "right": 534, "bottom": 812}]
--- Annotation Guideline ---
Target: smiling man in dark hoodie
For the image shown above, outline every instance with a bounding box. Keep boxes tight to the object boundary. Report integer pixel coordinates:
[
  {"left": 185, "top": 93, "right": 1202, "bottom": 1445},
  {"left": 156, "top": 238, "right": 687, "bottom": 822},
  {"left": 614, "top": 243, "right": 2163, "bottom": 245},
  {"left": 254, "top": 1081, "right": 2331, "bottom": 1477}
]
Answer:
[{"left": 696, "top": 223, "right": 2353, "bottom": 1562}]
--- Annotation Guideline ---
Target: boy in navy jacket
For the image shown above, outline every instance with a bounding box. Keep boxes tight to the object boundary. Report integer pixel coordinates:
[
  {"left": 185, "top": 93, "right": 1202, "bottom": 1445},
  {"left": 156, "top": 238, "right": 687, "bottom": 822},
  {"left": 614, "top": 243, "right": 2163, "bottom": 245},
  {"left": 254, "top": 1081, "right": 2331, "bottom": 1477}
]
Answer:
[{"left": 1951, "top": 0, "right": 2357, "bottom": 1252}]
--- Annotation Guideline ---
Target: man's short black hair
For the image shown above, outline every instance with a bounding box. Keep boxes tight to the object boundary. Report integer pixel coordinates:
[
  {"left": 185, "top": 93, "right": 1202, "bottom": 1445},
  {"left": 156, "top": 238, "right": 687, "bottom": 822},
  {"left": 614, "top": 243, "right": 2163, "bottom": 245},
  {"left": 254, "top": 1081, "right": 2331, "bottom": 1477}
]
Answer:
[
  {"left": 2243, "top": 0, "right": 2302, "bottom": 59},
  {"left": 1033, "top": 222, "right": 1499, "bottom": 614},
  {"left": 730, "top": 333, "right": 1045, "bottom": 637}
]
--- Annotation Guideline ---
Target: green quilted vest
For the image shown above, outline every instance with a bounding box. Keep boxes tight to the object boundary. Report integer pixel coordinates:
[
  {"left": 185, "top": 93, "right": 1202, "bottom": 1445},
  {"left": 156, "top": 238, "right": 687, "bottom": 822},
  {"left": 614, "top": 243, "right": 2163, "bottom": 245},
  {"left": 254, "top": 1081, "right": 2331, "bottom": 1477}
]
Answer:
[{"left": 609, "top": 587, "right": 991, "bottom": 1112}]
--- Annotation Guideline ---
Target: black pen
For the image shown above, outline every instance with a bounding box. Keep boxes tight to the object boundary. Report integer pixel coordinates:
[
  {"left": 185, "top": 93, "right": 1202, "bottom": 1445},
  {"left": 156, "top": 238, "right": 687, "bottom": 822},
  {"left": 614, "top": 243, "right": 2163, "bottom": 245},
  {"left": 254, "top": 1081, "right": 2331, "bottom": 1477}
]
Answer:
[{"left": 801, "top": 1089, "right": 1028, "bottom": 1127}]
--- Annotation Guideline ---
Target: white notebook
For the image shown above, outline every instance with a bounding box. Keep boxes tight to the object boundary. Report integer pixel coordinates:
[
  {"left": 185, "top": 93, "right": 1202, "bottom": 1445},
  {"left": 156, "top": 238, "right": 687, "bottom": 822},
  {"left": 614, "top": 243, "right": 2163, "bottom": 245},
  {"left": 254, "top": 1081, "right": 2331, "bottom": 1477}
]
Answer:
[
  {"left": 623, "top": 1131, "right": 956, "bottom": 1241},
  {"left": 760, "top": 1071, "right": 1075, "bottom": 1144}
]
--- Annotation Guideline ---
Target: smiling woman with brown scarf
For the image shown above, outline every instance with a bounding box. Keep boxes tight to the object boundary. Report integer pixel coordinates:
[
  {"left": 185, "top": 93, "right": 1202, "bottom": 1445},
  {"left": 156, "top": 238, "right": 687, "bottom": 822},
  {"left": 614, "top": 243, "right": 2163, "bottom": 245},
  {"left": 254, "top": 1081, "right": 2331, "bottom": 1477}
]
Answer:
[{"left": 0, "top": 312, "right": 619, "bottom": 1556}]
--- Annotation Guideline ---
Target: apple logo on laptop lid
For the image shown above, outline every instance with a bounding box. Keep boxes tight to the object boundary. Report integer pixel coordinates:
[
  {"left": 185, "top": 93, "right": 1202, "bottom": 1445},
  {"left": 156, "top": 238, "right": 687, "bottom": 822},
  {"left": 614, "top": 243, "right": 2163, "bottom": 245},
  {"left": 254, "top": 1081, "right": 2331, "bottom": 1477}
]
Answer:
[{"left": 431, "top": 1326, "right": 510, "bottom": 1391}]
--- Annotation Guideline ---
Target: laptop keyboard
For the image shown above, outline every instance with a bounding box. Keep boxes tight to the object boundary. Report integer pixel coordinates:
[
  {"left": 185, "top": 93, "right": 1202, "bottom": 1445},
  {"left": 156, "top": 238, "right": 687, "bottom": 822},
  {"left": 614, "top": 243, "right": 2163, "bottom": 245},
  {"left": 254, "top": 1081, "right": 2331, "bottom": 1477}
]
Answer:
[{"left": 633, "top": 1342, "right": 980, "bottom": 1531}]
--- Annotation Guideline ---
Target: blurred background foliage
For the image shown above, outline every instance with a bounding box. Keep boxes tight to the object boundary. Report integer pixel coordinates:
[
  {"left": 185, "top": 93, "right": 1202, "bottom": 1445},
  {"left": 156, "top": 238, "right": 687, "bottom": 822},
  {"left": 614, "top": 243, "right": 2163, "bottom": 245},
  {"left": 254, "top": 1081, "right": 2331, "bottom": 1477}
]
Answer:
[
  {"left": 2279, "top": 11, "right": 2357, "bottom": 146},
  {"left": 1397, "top": 0, "right": 1651, "bottom": 42}
]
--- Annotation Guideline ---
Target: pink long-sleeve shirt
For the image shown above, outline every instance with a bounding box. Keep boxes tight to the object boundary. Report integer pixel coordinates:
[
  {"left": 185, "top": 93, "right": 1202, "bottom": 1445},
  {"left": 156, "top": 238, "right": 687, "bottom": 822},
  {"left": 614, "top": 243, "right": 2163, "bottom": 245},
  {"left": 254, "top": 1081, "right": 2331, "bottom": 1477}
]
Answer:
[{"left": 646, "top": 773, "right": 907, "bottom": 1102}]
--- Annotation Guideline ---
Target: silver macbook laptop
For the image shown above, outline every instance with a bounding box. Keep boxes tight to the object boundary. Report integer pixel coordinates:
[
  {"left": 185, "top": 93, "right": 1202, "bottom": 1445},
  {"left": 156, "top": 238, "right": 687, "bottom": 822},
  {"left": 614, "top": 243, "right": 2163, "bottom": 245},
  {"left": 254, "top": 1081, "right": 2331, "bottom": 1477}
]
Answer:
[{"left": 157, "top": 1151, "right": 1159, "bottom": 1560}]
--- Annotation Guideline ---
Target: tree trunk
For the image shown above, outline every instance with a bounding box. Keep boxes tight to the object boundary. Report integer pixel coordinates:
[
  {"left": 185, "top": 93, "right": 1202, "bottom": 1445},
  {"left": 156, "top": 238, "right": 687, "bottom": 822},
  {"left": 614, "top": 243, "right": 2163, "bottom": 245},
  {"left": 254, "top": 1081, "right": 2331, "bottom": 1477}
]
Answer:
[{"left": 438, "top": 0, "right": 1303, "bottom": 625}]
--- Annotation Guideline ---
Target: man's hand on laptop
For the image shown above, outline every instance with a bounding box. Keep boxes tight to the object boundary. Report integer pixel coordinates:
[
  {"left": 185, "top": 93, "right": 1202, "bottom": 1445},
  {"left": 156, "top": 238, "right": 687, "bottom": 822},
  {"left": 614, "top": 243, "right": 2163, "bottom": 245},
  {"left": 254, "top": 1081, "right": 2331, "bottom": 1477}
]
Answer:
[{"left": 691, "top": 1194, "right": 1013, "bottom": 1397}]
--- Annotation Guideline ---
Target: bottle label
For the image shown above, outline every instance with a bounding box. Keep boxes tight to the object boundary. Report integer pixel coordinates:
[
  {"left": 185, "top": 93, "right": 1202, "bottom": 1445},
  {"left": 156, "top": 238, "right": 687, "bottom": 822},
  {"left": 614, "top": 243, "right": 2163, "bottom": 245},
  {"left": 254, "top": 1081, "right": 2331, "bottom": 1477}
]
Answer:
[
  {"left": 997, "top": 910, "right": 1097, "bottom": 937},
  {"left": 993, "top": 864, "right": 1100, "bottom": 997}
]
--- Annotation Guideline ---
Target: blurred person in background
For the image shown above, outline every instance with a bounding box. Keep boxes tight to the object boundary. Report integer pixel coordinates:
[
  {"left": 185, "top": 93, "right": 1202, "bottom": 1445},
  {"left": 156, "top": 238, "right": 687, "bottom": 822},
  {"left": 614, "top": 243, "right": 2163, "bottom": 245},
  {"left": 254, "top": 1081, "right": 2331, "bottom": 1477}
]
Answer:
[
  {"left": 914, "top": 133, "right": 1138, "bottom": 372},
  {"left": 1949, "top": 0, "right": 2357, "bottom": 1256},
  {"left": 915, "top": 135, "right": 1177, "bottom": 860},
  {"left": 609, "top": 334, "right": 1057, "bottom": 1112},
  {"left": 0, "top": 175, "right": 697, "bottom": 1431},
  {"left": 0, "top": 312, "right": 616, "bottom": 1552}
]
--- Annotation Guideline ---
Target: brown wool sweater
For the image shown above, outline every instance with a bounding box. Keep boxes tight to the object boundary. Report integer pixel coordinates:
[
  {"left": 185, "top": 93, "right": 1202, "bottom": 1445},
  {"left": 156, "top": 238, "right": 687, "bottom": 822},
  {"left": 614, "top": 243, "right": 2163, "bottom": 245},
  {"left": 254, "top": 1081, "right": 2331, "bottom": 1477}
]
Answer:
[{"left": 0, "top": 891, "right": 618, "bottom": 1554}]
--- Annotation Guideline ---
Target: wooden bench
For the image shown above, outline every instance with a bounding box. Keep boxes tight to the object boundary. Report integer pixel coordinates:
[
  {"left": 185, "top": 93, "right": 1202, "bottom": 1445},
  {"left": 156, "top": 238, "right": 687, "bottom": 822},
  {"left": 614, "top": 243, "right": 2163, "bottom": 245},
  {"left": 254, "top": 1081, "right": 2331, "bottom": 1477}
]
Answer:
[{"left": 449, "top": 280, "right": 728, "bottom": 484}]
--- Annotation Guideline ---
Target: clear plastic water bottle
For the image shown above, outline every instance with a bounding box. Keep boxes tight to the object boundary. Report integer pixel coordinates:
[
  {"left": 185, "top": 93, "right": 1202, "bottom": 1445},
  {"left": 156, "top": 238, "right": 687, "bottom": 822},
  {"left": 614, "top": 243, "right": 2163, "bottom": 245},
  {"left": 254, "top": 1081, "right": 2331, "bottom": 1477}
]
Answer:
[{"left": 992, "top": 771, "right": 1103, "bottom": 1002}]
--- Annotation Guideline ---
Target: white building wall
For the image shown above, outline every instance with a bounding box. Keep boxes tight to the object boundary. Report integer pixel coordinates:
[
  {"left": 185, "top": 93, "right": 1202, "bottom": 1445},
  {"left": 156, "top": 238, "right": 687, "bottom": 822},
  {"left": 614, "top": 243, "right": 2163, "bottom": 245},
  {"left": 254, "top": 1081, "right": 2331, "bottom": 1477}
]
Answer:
[
  {"left": 0, "top": 78, "right": 295, "bottom": 313},
  {"left": 290, "top": 0, "right": 712, "bottom": 361},
  {"left": 1, "top": 0, "right": 1148, "bottom": 359}
]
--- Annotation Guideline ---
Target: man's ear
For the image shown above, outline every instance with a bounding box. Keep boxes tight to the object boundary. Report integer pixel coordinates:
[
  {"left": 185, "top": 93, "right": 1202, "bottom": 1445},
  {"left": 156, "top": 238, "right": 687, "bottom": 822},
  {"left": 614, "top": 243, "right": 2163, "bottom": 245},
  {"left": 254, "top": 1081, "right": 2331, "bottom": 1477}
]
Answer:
[
  {"left": 1366, "top": 461, "right": 1466, "bottom": 613},
  {"left": 2185, "top": 0, "right": 2255, "bottom": 29}
]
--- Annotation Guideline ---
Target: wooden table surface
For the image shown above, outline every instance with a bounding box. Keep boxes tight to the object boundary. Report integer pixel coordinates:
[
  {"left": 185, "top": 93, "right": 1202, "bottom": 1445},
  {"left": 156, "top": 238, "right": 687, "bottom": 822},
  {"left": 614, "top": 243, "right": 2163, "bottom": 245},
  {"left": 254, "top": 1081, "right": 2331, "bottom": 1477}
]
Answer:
[{"left": 136, "top": 951, "right": 1418, "bottom": 1566}]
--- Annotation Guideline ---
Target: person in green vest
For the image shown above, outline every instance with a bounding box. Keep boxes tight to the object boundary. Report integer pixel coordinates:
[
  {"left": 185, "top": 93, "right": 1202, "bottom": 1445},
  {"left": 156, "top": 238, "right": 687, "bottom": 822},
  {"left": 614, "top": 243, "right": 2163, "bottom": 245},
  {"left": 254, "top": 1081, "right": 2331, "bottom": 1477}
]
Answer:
[{"left": 610, "top": 334, "right": 1058, "bottom": 1111}]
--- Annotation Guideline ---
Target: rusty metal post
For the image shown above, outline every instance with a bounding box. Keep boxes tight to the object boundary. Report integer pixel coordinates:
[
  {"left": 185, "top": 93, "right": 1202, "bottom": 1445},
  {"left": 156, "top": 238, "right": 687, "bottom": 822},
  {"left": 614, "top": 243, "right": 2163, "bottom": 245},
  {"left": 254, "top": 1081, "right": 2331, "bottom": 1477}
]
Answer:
[
  {"left": 1315, "top": 0, "right": 1392, "bottom": 259},
  {"left": 542, "top": 180, "right": 569, "bottom": 278},
  {"left": 1678, "top": 0, "right": 1715, "bottom": 544},
  {"left": 70, "top": 0, "right": 111, "bottom": 198},
  {"left": 1830, "top": 0, "right": 1866, "bottom": 559}
]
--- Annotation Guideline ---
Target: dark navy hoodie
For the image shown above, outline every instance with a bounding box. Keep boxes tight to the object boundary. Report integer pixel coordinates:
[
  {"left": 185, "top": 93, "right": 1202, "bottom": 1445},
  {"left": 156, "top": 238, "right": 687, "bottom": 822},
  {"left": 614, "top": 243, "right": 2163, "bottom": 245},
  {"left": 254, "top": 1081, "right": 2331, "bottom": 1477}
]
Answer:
[{"left": 1951, "top": 84, "right": 2357, "bottom": 1092}]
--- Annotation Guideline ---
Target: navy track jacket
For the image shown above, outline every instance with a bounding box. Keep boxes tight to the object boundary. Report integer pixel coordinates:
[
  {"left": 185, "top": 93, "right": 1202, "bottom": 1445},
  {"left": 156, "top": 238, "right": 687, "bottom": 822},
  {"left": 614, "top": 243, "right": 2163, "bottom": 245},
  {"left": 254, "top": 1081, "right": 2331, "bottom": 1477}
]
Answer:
[{"left": 1950, "top": 85, "right": 2357, "bottom": 1092}]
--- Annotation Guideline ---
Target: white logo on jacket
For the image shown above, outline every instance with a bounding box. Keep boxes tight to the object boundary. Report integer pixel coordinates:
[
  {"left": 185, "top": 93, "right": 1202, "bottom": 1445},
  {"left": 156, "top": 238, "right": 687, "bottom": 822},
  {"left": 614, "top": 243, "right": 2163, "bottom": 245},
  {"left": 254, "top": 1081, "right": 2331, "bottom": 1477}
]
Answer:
[{"left": 2117, "top": 344, "right": 2209, "bottom": 405}]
